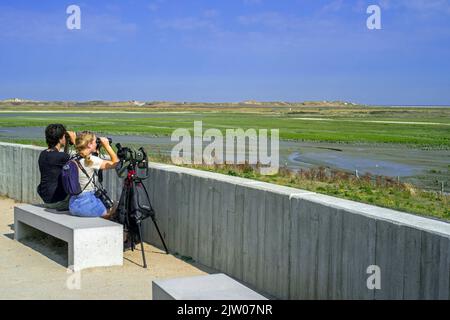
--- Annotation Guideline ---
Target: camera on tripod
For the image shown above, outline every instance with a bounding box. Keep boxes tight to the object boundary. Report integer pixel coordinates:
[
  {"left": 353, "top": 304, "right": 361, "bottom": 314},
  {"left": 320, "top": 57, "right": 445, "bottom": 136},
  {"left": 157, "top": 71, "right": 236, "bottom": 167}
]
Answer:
[
  {"left": 113, "top": 143, "right": 168, "bottom": 268},
  {"left": 115, "top": 143, "right": 149, "bottom": 179}
]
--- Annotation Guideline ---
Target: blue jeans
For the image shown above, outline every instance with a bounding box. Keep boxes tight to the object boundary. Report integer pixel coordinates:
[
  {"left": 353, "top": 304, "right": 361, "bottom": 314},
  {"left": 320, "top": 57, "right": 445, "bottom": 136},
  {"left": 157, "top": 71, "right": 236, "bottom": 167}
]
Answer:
[{"left": 69, "top": 191, "right": 106, "bottom": 217}]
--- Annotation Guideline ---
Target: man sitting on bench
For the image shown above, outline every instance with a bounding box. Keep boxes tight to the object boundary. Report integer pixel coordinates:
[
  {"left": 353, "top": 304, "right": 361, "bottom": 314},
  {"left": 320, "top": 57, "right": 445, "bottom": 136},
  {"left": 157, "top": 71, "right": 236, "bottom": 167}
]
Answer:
[{"left": 37, "top": 124, "right": 76, "bottom": 211}]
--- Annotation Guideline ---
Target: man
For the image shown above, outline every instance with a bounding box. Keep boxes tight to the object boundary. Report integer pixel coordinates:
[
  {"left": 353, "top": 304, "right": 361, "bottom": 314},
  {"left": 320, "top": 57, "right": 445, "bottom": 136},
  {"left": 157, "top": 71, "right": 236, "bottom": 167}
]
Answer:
[{"left": 37, "top": 124, "right": 76, "bottom": 211}]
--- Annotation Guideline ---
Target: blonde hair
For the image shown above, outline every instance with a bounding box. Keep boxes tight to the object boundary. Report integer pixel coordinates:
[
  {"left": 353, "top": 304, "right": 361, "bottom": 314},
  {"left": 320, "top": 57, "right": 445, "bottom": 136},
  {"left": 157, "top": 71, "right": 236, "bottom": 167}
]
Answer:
[{"left": 75, "top": 131, "right": 95, "bottom": 167}]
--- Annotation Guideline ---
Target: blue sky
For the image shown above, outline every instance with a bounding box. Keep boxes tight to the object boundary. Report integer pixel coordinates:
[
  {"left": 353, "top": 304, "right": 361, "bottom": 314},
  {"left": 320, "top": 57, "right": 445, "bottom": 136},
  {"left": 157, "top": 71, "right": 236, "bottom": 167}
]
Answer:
[{"left": 0, "top": 0, "right": 449, "bottom": 104}]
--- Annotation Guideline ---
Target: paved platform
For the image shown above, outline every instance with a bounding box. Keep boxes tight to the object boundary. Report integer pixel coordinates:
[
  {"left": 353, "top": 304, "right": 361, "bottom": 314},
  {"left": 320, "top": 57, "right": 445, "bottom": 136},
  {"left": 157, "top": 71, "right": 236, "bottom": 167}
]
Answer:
[{"left": 0, "top": 197, "right": 210, "bottom": 299}]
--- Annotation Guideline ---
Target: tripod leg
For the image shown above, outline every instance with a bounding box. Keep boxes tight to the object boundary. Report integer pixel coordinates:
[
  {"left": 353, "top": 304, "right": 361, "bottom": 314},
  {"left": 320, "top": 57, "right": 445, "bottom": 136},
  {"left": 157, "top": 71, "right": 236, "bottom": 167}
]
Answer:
[
  {"left": 151, "top": 216, "right": 169, "bottom": 254},
  {"left": 138, "top": 180, "right": 169, "bottom": 254},
  {"left": 137, "top": 222, "right": 147, "bottom": 268},
  {"left": 125, "top": 187, "right": 135, "bottom": 252}
]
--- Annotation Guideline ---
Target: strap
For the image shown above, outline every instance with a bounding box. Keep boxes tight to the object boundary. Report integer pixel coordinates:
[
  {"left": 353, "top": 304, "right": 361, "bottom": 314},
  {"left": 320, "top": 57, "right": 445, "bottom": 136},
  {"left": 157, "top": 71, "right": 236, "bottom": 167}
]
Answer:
[
  {"left": 74, "top": 158, "right": 106, "bottom": 192},
  {"left": 69, "top": 153, "right": 81, "bottom": 161},
  {"left": 74, "top": 159, "right": 95, "bottom": 192},
  {"left": 75, "top": 158, "right": 90, "bottom": 179}
]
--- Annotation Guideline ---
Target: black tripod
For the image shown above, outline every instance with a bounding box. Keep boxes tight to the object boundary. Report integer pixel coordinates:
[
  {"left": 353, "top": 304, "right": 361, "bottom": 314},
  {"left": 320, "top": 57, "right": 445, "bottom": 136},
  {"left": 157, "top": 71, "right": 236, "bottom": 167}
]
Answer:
[{"left": 115, "top": 168, "right": 169, "bottom": 268}]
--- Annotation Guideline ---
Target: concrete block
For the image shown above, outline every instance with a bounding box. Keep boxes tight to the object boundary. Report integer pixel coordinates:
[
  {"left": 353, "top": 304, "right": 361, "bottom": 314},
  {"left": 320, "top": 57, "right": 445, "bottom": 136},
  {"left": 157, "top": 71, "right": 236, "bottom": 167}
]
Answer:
[
  {"left": 291, "top": 196, "right": 377, "bottom": 300},
  {"left": 198, "top": 177, "right": 214, "bottom": 267},
  {"left": 402, "top": 227, "right": 422, "bottom": 299},
  {"left": 420, "top": 232, "right": 447, "bottom": 299},
  {"left": 159, "top": 170, "right": 170, "bottom": 246},
  {"left": 255, "top": 190, "right": 267, "bottom": 292},
  {"left": 230, "top": 184, "right": 245, "bottom": 280},
  {"left": 178, "top": 172, "right": 191, "bottom": 257},
  {"left": 152, "top": 273, "right": 268, "bottom": 300},
  {"left": 143, "top": 168, "right": 169, "bottom": 249},
  {"left": 242, "top": 186, "right": 263, "bottom": 290},
  {"left": 0, "top": 143, "right": 9, "bottom": 196},
  {"left": 374, "top": 221, "right": 406, "bottom": 299},
  {"left": 188, "top": 174, "right": 201, "bottom": 261},
  {"left": 21, "top": 146, "right": 45, "bottom": 204},
  {"left": 210, "top": 179, "right": 228, "bottom": 271},
  {"left": 0, "top": 142, "right": 23, "bottom": 200},
  {"left": 213, "top": 180, "right": 233, "bottom": 276},
  {"left": 324, "top": 207, "right": 345, "bottom": 299},
  {"left": 141, "top": 167, "right": 157, "bottom": 243},
  {"left": 290, "top": 196, "right": 320, "bottom": 299},
  {"left": 438, "top": 237, "right": 450, "bottom": 300},
  {"left": 315, "top": 204, "right": 335, "bottom": 299},
  {"left": 167, "top": 171, "right": 183, "bottom": 254},
  {"left": 102, "top": 170, "right": 117, "bottom": 201},
  {"left": 178, "top": 173, "right": 192, "bottom": 259},
  {"left": 14, "top": 204, "right": 123, "bottom": 271},
  {"left": 340, "top": 212, "right": 376, "bottom": 300},
  {"left": 143, "top": 169, "right": 159, "bottom": 245}
]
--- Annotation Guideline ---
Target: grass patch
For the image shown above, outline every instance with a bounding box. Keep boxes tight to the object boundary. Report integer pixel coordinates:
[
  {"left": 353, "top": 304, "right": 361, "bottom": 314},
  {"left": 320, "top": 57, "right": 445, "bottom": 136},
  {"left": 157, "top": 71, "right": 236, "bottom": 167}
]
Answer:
[
  {"left": 1, "top": 104, "right": 448, "bottom": 220},
  {"left": 0, "top": 104, "right": 449, "bottom": 149}
]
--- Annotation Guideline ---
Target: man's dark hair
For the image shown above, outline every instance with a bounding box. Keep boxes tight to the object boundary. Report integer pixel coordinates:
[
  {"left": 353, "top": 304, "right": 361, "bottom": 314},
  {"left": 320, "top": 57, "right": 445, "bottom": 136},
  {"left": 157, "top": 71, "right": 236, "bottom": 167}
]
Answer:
[{"left": 45, "top": 124, "right": 67, "bottom": 148}]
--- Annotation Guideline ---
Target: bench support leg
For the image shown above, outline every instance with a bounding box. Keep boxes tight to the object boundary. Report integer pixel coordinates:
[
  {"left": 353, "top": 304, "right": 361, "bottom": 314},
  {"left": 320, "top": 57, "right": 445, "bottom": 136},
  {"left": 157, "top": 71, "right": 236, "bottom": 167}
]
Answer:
[
  {"left": 69, "top": 228, "right": 123, "bottom": 272},
  {"left": 14, "top": 220, "right": 41, "bottom": 241}
]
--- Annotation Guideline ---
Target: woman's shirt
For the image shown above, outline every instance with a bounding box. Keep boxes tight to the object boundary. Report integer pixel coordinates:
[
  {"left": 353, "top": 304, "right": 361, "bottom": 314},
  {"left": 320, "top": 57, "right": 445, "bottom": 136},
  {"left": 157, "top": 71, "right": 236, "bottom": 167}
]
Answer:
[{"left": 78, "top": 155, "right": 103, "bottom": 192}]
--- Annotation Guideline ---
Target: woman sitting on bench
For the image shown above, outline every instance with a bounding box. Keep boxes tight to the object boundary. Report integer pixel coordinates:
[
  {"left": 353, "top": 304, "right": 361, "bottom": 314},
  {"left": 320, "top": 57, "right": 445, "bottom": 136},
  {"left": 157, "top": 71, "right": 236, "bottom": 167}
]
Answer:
[{"left": 69, "top": 131, "right": 119, "bottom": 220}]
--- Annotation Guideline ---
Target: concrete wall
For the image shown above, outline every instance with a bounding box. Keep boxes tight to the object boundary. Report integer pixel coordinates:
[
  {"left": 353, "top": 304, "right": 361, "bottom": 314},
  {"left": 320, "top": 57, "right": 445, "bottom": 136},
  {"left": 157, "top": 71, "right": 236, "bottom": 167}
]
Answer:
[{"left": 1, "top": 142, "right": 449, "bottom": 300}]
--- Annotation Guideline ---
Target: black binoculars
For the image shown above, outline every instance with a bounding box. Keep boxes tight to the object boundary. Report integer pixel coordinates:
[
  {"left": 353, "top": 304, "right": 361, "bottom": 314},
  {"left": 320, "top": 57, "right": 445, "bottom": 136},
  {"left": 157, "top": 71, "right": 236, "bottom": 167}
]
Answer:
[{"left": 96, "top": 137, "right": 112, "bottom": 148}]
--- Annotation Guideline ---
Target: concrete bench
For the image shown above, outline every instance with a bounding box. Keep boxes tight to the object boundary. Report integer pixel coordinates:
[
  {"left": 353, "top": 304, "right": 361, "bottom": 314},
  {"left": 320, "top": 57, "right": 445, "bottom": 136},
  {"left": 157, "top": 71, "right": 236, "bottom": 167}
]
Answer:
[
  {"left": 152, "top": 273, "right": 268, "bottom": 300},
  {"left": 14, "top": 204, "right": 123, "bottom": 271}
]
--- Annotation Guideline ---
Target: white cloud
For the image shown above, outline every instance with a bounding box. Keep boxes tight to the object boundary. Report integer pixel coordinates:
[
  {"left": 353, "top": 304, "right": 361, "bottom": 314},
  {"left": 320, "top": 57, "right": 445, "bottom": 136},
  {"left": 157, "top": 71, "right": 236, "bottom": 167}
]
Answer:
[
  {"left": 243, "top": 0, "right": 262, "bottom": 4},
  {"left": 0, "top": 6, "right": 137, "bottom": 43},
  {"left": 152, "top": 3, "right": 219, "bottom": 31},
  {"left": 203, "top": 9, "right": 219, "bottom": 18},
  {"left": 380, "top": 0, "right": 450, "bottom": 14},
  {"left": 148, "top": 4, "right": 159, "bottom": 12},
  {"left": 148, "top": 0, "right": 166, "bottom": 12},
  {"left": 322, "top": 0, "right": 344, "bottom": 12},
  {"left": 154, "top": 16, "right": 217, "bottom": 31},
  {"left": 237, "top": 12, "right": 298, "bottom": 29}
]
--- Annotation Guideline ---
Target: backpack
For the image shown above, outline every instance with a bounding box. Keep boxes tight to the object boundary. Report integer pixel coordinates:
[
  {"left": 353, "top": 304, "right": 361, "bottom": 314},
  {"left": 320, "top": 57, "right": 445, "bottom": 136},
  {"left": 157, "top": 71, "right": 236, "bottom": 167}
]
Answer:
[{"left": 61, "top": 157, "right": 93, "bottom": 196}]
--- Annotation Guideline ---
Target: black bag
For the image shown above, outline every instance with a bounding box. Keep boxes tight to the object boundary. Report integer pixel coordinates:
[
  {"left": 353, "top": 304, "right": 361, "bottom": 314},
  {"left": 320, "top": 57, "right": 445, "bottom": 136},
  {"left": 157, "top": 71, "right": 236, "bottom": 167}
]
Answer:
[{"left": 115, "top": 180, "right": 152, "bottom": 243}]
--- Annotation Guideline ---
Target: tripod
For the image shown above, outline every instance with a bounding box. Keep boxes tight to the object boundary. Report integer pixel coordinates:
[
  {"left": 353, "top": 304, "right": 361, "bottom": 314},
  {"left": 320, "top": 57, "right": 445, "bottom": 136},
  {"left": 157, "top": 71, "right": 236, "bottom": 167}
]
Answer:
[{"left": 115, "top": 168, "right": 169, "bottom": 268}]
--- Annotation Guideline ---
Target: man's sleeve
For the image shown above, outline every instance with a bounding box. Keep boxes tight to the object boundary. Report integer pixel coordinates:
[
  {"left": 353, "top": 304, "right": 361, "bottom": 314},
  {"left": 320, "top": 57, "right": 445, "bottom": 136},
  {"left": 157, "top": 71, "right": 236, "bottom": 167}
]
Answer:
[{"left": 57, "top": 153, "right": 70, "bottom": 166}]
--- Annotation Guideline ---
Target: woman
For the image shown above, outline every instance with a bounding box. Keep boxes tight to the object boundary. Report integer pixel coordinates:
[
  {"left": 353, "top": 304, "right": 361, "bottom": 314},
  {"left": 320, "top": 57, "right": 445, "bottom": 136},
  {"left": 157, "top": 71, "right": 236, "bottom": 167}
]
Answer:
[{"left": 69, "top": 131, "right": 119, "bottom": 219}]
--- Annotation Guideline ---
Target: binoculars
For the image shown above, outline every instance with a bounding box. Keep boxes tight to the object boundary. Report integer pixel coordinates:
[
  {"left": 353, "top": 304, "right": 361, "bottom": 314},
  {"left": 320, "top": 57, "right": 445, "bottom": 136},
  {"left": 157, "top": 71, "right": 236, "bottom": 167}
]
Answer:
[
  {"left": 96, "top": 137, "right": 112, "bottom": 149},
  {"left": 66, "top": 132, "right": 112, "bottom": 149}
]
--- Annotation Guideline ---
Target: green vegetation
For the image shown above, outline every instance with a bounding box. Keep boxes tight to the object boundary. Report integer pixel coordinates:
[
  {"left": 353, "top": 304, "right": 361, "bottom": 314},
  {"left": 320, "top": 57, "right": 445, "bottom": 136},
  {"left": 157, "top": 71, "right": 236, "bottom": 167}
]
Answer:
[
  {"left": 0, "top": 102, "right": 449, "bottom": 220},
  {"left": 0, "top": 103, "right": 449, "bottom": 149}
]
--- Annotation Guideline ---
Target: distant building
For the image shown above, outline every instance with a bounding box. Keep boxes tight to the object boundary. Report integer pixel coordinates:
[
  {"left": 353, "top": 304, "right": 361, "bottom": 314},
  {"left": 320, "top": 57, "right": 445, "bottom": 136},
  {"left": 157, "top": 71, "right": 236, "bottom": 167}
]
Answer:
[
  {"left": 2, "top": 98, "right": 25, "bottom": 103},
  {"left": 130, "top": 100, "right": 145, "bottom": 107}
]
